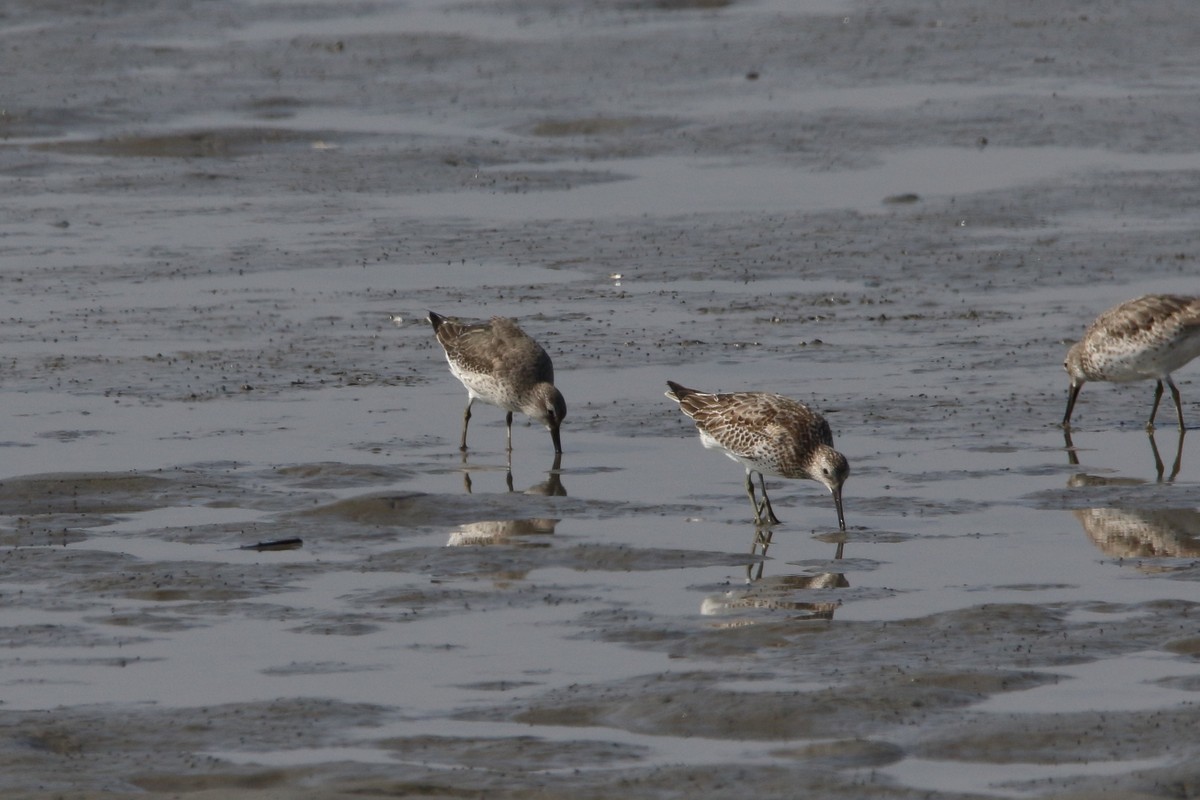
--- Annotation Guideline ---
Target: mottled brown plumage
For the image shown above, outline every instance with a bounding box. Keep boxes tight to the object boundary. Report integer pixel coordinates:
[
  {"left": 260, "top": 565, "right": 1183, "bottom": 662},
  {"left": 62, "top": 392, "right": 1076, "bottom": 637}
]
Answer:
[
  {"left": 1064, "top": 294, "right": 1200, "bottom": 430},
  {"left": 666, "top": 381, "right": 848, "bottom": 528},
  {"left": 429, "top": 311, "right": 565, "bottom": 454}
]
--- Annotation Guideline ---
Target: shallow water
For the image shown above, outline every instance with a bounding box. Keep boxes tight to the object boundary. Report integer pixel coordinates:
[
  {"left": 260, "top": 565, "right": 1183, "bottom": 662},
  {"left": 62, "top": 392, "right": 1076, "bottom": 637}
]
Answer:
[{"left": 3, "top": 0, "right": 1200, "bottom": 797}]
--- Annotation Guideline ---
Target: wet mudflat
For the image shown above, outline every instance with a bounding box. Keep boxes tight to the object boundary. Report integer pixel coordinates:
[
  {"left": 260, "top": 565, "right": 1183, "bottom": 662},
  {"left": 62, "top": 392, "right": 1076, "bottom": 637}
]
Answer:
[{"left": 3, "top": 0, "right": 1200, "bottom": 797}]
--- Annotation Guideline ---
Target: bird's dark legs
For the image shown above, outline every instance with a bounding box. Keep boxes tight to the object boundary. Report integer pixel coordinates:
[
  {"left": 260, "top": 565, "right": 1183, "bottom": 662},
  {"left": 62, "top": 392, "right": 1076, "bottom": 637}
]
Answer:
[
  {"left": 745, "top": 471, "right": 781, "bottom": 526},
  {"left": 1147, "top": 380, "right": 1165, "bottom": 430},
  {"left": 1166, "top": 376, "right": 1186, "bottom": 431},
  {"left": 744, "top": 472, "right": 761, "bottom": 524},
  {"left": 758, "top": 473, "right": 781, "bottom": 525},
  {"left": 459, "top": 399, "right": 473, "bottom": 451},
  {"left": 1146, "top": 377, "right": 1185, "bottom": 431},
  {"left": 1066, "top": 376, "right": 1186, "bottom": 431}
]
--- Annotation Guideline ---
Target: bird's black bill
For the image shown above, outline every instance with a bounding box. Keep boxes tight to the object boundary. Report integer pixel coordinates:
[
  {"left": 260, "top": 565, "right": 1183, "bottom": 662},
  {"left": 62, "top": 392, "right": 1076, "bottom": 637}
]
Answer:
[
  {"left": 833, "top": 487, "right": 846, "bottom": 531},
  {"left": 1062, "top": 382, "right": 1082, "bottom": 428}
]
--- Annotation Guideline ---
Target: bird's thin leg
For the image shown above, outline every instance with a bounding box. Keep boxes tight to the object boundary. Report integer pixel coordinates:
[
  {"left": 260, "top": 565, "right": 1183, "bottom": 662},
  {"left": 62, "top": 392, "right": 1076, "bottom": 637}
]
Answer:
[
  {"left": 758, "top": 473, "right": 781, "bottom": 525},
  {"left": 460, "top": 398, "right": 473, "bottom": 451},
  {"left": 745, "top": 471, "right": 760, "bottom": 524},
  {"left": 1147, "top": 380, "right": 1165, "bottom": 430},
  {"left": 506, "top": 411, "right": 514, "bottom": 452},
  {"left": 1166, "top": 376, "right": 1186, "bottom": 431}
]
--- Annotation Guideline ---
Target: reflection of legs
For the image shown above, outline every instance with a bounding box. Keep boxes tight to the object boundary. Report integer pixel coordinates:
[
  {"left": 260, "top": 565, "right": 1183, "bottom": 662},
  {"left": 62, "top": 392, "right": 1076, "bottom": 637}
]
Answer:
[
  {"left": 460, "top": 449, "right": 471, "bottom": 492},
  {"left": 1174, "top": 428, "right": 1187, "bottom": 480},
  {"left": 1063, "top": 428, "right": 1079, "bottom": 467},
  {"left": 460, "top": 398, "right": 474, "bottom": 451},
  {"left": 747, "top": 526, "right": 774, "bottom": 581},
  {"left": 1149, "top": 428, "right": 1187, "bottom": 482},
  {"left": 1148, "top": 429, "right": 1166, "bottom": 480}
]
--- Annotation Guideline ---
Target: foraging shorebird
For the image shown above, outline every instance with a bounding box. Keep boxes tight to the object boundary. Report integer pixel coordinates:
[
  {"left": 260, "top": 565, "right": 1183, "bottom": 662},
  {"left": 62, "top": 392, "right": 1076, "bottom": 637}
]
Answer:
[
  {"left": 428, "top": 311, "right": 565, "bottom": 454},
  {"left": 666, "top": 381, "right": 848, "bottom": 528},
  {"left": 1063, "top": 294, "right": 1200, "bottom": 430}
]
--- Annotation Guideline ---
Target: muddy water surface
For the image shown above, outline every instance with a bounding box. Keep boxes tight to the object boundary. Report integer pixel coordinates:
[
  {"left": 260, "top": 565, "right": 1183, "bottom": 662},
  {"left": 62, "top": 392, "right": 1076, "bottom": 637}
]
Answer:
[{"left": 3, "top": 0, "right": 1200, "bottom": 797}]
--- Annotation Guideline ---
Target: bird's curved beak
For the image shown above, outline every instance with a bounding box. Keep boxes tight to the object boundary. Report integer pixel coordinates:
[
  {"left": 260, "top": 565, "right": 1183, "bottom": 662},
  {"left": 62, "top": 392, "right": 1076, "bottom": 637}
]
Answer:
[{"left": 550, "top": 422, "right": 563, "bottom": 454}]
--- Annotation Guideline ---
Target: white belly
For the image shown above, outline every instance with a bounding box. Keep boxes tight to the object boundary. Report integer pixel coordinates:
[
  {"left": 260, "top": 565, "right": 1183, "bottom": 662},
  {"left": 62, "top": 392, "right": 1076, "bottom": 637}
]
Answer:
[
  {"left": 700, "top": 429, "right": 780, "bottom": 477},
  {"left": 449, "top": 359, "right": 520, "bottom": 411}
]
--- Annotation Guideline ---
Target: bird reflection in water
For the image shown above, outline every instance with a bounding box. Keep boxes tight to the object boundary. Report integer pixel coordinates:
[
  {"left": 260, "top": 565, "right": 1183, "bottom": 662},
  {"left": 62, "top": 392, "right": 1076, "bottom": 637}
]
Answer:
[
  {"left": 701, "top": 529, "right": 847, "bottom": 622},
  {"left": 462, "top": 453, "right": 566, "bottom": 496},
  {"left": 1064, "top": 428, "right": 1200, "bottom": 564},
  {"left": 446, "top": 517, "right": 558, "bottom": 548},
  {"left": 450, "top": 453, "right": 563, "bottom": 549}
]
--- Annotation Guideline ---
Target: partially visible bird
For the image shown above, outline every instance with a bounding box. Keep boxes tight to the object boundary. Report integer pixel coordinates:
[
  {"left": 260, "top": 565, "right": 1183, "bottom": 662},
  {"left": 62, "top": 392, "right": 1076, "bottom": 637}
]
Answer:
[
  {"left": 1063, "top": 294, "right": 1200, "bottom": 430},
  {"left": 428, "top": 311, "right": 565, "bottom": 454},
  {"left": 665, "top": 381, "right": 848, "bottom": 529}
]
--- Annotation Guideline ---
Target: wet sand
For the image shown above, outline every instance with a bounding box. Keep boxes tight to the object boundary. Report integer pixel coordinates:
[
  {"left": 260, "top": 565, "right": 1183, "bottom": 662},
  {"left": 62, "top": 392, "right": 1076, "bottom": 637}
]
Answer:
[{"left": 3, "top": 0, "right": 1200, "bottom": 797}]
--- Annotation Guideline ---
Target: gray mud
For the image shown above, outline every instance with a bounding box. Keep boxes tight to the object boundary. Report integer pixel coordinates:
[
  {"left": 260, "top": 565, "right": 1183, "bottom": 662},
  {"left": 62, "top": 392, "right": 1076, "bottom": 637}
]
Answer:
[{"left": 3, "top": 0, "right": 1200, "bottom": 797}]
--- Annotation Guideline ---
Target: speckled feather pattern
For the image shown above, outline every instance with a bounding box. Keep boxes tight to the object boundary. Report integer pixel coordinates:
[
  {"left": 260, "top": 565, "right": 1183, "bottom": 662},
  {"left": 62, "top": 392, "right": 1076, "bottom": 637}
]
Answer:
[
  {"left": 668, "top": 387, "right": 834, "bottom": 479},
  {"left": 1068, "top": 294, "right": 1200, "bottom": 383},
  {"left": 433, "top": 315, "right": 555, "bottom": 412}
]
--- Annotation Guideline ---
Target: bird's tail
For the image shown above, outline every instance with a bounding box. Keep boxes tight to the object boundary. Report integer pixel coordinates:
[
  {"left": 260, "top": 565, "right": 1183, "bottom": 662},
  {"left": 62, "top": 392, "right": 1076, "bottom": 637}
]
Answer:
[{"left": 665, "top": 380, "right": 695, "bottom": 403}]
